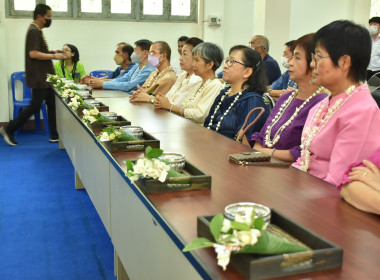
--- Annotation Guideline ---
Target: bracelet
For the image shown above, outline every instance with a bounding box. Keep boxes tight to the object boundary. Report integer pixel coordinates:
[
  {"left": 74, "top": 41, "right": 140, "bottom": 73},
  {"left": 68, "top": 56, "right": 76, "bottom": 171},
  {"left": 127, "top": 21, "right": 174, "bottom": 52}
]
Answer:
[
  {"left": 150, "top": 97, "right": 155, "bottom": 104},
  {"left": 169, "top": 104, "right": 174, "bottom": 112},
  {"left": 269, "top": 148, "right": 276, "bottom": 157}
]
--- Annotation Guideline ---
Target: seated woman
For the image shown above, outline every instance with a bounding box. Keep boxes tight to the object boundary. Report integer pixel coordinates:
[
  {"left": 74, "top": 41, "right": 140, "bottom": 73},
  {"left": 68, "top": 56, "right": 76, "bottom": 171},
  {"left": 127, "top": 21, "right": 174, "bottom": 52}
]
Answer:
[
  {"left": 339, "top": 148, "right": 380, "bottom": 214},
  {"left": 54, "top": 44, "right": 86, "bottom": 82},
  {"left": 268, "top": 40, "right": 297, "bottom": 98},
  {"left": 154, "top": 37, "right": 204, "bottom": 109},
  {"left": 292, "top": 20, "right": 380, "bottom": 185},
  {"left": 204, "top": 46, "right": 269, "bottom": 140},
  {"left": 156, "top": 42, "right": 224, "bottom": 124},
  {"left": 250, "top": 34, "right": 328, "bottom": 162}
]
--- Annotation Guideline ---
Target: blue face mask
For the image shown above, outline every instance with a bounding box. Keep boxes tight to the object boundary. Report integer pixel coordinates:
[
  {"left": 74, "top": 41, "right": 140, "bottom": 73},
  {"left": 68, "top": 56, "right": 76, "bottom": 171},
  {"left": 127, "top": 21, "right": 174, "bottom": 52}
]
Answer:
[{"left": 148, "top": 55, "right": 161, "bottom": 68}]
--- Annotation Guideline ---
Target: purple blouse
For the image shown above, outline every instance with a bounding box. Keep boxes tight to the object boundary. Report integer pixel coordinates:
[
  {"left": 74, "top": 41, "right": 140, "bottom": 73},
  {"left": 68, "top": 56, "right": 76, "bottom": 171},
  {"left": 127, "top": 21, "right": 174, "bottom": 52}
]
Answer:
[{"left": 250, "top": 90, "right": 328, "bottom": 160}]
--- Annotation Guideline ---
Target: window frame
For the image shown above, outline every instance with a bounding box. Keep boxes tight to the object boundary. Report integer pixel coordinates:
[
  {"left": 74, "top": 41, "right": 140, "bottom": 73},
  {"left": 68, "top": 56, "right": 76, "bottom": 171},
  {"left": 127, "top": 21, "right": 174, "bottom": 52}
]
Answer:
[{"left": 6, "top": 0, "right": 198, "bottom": 22}]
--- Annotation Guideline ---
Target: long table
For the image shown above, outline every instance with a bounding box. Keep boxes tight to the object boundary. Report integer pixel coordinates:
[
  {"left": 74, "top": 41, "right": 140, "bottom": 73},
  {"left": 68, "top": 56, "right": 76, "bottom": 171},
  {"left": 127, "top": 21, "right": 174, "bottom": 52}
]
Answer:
[{"left": 55, "top": 89, "right": 380, "bottom": 280}]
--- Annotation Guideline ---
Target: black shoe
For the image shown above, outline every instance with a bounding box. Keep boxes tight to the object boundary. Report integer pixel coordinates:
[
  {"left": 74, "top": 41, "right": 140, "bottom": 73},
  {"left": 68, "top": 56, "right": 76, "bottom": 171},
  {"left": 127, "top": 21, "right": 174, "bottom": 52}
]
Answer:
[
  {"left": 49, "top": 137, "right": 59, "bottom": 143},
  {"left": 0, "top": 126, "right": 18, "bottom": 146}
]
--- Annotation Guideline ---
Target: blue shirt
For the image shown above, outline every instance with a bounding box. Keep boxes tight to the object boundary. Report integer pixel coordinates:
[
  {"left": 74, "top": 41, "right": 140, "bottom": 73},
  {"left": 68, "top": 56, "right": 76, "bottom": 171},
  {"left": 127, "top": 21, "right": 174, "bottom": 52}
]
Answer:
[
  {"left": 107, "top": 63, "right": 136, "bottom": 79},
  {"left": 270, "top": 70, "right": 297, "bottom": 90},
  {"left": 204, "top": 87, "right": 269, "bottom": 140},
  {"left": 263, "top": 54, "right": 281, "bottom": 84},
  {"left": 103, "top": 64, "right": 155, "bottom": 93}
]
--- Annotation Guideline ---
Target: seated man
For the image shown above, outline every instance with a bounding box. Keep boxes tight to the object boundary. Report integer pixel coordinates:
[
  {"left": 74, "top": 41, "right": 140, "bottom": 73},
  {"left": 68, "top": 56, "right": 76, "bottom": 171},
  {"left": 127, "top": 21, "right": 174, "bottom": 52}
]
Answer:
[
  {"left": 89, "top": 40, "right": 156, "bottom": 93},
  {"left": 172, "top": 35, "right": 188, "bottom": 75},
  {"left": 129, "top": 41, "right": 178, "bottom": 103},
  {"left": 82, "top": 42, "right": 135, "bottom": 84},
  {"left": 249, "top": 35, "right": 281, "bottom": 84}
]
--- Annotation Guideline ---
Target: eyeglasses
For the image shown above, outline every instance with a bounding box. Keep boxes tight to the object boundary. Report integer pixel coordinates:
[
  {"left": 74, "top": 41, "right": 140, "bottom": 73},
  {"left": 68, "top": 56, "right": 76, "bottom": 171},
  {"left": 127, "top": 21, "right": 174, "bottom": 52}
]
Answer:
[
  {"left": 62, "top": 49, "right": 71, "bottom": 53},
  {"left": 311, "top": 53, "right": 330, "bottom": 63},
  {"left": 224, "top": 57, "right": 248, "bottom": 67}
]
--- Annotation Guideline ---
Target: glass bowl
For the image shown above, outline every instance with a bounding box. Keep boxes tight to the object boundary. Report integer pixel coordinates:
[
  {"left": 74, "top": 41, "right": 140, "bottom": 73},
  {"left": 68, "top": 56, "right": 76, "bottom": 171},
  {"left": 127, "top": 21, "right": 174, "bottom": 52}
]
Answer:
[
  {"left": 120, "top": 126, "right": 144, "bottom": 139},
  {"left": 224, "top": 202, "right": 271, "bottom": 225},
  {"left": 159, "top": 153, "right": 185, "bottom": 172}
]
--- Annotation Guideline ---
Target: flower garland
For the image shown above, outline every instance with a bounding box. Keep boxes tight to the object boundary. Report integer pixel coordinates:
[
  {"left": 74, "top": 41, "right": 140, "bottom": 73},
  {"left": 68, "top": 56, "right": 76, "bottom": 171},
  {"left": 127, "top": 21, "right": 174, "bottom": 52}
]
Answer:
[
  {"left": 264, "top": 87, "right": 325, "bottom": 148},
  {"left": 185, "top": 77, "right": 215, "bottom": 104},
  {"left": 299, "top": 85, "right": 359, "bottom": 171},
  {"left": 144, "top": 66, "right": 173, "bottom": 89},
  {"left": 130, "top": 65, "right": 147, "bottom": 80},
  {"left": 206, "top": 87, "right": 245, "bottom": 132}
]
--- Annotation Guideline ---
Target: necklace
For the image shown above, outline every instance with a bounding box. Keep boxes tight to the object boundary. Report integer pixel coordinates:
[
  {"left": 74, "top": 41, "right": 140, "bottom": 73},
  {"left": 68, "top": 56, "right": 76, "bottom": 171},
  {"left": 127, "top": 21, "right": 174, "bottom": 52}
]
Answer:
[
  {"left": 299, "top": 84, "right": 360, "bottom": 172},
  {"left": 186, "top": 77, "right": 215, "bottom": 103},
  {"left": 31, "top": 22, "right": 49, "bottom": 50},
  {"left": 144, "top": 66, "right": 173, "bottom": 89},
  {"left": 206, "top": 87, "right": 245, "bottom": 131},
  {"left": 264, "top": 87, "right": 325, "bottom": 148},
  {"left": 131, "top": 65, "right": 147, "bottom": 80}
]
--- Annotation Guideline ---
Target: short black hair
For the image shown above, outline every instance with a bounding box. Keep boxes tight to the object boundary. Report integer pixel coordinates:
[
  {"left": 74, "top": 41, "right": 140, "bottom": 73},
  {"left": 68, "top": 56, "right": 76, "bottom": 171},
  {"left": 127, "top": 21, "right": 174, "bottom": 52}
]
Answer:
[
  {"left": 184, "top": 37, "right": 204, "bottom": 48},
  {"left": 285, "top": 40, "right": 296, "bottom": 52},
  {"left": 369, "top": 17, "right": 380, "bottom": 25},
  {"left": 33, "top": 4, "right": 51, "bottom": 20},
  {"left": 121, "top": 44, "right": 134, "bottom": 60},
  {"left": 312, "top": 20, "right": 371, "bottom": 82},
  {"left": 134, "top": 39, "right": 152, "bottom": 52},
  {"left": 229, "top": 45, "right": 267, "bottom": 93},
  {"left": 178, "top": 36, "right": 189, "bottom": 42}
]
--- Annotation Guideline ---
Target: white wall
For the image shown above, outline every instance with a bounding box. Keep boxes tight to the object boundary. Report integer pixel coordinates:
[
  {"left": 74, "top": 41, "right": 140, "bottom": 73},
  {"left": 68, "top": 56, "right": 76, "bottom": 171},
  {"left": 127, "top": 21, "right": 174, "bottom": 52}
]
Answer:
[{"left": 0, "top": 0, "right": 372, "bottom": 122}]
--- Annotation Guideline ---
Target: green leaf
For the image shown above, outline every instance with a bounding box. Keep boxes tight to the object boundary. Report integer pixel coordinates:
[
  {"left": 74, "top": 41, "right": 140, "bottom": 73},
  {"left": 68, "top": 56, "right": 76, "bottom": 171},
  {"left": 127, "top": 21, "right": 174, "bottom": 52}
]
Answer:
[
  {"left": 125, "top": 160, "right": 134, "bottom": 172},
  {"left": 210, "top": 214, "right": 224, "bottom": 241},
  {"left": 237, "top": 231, "right": 309, "bottom": 254},
  {"left": 97, "top": 115, "right": 114, "bottom": 123},
  {"left": 254, "top": 216, "right": 265, "bottom": 230},
  {"left": 145, "top": 146, "right": 163, "bottom": 159},
  {"left": 231, "top": 221, "right": 251, "bottom": 231},
  {"left": 182, "top": 238, "right": 214, "bottom": 252},
  {"left": 119, "top": 130, "right": 140, "bottom": 141}
]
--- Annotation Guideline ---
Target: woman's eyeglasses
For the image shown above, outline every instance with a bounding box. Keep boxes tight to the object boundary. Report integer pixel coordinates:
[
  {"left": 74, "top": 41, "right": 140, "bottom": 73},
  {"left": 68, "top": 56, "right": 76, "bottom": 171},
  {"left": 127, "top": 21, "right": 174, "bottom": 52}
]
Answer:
[{"left": 224, "top": 57, "right": 248, "bottom": 67}]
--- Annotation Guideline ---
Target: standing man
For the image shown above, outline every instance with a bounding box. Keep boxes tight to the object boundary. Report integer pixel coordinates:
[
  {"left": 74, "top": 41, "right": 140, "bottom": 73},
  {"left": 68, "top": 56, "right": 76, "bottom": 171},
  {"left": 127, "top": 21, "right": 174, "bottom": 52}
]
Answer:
[
  {"left": 249, "top": 35, "right": 281, "bottom": 84},
  {"left": 1, "top": 4, "right": 64, "bottom": 146},
  {"left": 172, "top": 36, "right": 189, "bottom": 75},
  {"left": 367, "top": 17, "right": 380, "bottom": 80}
]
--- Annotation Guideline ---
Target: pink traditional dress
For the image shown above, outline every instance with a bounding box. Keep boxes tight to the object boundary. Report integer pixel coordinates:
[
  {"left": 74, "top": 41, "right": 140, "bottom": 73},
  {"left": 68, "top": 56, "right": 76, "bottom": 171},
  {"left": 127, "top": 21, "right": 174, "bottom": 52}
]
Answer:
[{"left": 292, "top": 83, "right": 380, "bottom": 186}]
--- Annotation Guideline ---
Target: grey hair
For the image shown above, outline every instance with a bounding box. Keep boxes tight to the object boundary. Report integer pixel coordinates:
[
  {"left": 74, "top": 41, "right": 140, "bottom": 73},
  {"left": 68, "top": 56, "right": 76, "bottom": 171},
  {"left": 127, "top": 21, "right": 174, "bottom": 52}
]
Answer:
[
  {"left": 253, "top": 35, "right": 269, "bottom": 52},
  {"left": 192, "top": 42, "right": 224, "bottom": 72}
]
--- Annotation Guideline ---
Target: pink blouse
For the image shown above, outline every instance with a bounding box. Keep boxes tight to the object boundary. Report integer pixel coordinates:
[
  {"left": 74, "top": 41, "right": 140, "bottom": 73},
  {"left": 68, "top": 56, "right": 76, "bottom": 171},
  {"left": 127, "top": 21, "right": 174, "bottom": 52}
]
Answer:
[{"left": 292, "top": 83, "right": 380, "bottom": 186}]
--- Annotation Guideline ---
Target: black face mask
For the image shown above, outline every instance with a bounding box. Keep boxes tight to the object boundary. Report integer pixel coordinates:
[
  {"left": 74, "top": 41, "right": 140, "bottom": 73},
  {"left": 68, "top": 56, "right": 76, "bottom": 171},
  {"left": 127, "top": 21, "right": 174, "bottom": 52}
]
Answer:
[{"left": 44, "top": 18, "right": 52, "bottom": 28}]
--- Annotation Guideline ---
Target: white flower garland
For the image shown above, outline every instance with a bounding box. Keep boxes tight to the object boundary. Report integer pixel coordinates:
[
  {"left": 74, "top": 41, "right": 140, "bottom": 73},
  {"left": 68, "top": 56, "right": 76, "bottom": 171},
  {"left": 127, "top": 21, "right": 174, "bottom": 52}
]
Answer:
[
  {"left": 206, "top": 87, "right": 245, "bottom": 131},
  {"left": 185, "top": 77, "right": 215, "bottom": 103},
  {"left": 299, "top": 85, "right": 359, "bottom": 171},
  {"left": 264, "top": 87, "right": 325, "bottom": 148}
]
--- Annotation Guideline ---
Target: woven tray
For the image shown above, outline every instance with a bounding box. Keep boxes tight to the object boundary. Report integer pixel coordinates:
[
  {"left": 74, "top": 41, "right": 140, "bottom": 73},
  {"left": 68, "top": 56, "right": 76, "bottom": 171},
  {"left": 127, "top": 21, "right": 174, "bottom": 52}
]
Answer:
[{"left": 197, "top": 209, "right": 343, "bottom": 279}]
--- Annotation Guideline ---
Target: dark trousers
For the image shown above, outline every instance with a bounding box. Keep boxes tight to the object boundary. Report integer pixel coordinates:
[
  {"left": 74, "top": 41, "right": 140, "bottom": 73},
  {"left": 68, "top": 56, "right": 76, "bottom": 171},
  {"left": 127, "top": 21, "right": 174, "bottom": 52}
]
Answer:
[{"left": 8, "top": 87, "right": 58, "bottom": 138}]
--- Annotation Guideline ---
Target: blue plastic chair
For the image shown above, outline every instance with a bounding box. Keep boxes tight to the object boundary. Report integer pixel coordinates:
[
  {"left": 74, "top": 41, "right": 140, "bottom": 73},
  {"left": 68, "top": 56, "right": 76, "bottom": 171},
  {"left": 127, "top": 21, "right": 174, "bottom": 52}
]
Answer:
[
  {"left": 89, "top": 70, "right": 113, "bottom": 78},
  {"left": 11, "top": 71, "right": 49, "bottom": 135}
]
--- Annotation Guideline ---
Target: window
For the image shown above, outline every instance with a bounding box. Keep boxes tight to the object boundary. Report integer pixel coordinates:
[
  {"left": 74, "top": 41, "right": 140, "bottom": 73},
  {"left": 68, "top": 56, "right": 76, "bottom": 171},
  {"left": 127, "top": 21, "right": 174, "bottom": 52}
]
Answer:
[{"left": 6, "top": 0, "right": 198, "bottom": 22}]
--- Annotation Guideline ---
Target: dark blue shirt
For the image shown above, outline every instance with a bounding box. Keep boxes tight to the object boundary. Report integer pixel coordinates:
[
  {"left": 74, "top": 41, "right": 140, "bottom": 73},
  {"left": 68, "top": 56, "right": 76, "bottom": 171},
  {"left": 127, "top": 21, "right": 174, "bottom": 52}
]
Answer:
[
  {"left": 204, "top": 87, "right": 269, "bottom": 140},
  {"left": 263, "top": 54, "right": 281, "bottom": 84}
]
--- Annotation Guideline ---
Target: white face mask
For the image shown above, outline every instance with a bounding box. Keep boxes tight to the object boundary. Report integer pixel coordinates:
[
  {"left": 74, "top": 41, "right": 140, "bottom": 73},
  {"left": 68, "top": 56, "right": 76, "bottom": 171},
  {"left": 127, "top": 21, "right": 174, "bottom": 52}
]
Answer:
[
  {"left": 369, "top": 25, "right": 379, "bottom": 35},
  {"left": 281, "top": 56, "right": 289, "bottom": 69}
]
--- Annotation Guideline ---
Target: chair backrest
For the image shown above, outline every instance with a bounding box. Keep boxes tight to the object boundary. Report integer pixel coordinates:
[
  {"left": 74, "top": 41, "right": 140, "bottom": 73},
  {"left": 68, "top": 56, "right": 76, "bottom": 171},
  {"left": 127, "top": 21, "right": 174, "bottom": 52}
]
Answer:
[
  {"left": 11, "top": 71, "right": 32, "bottom": 103},
  {"left": 371, "top": 87, "right": 380, "bottom": 108},
  {"left": 367, "top": 73, "right": 380, "bottom": 87},
  {"left": 263, "top": 92, "right": 275, "bottom": 112},
  {"left": 89, "top": 70, "right": 113, "bottom": 78}
]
